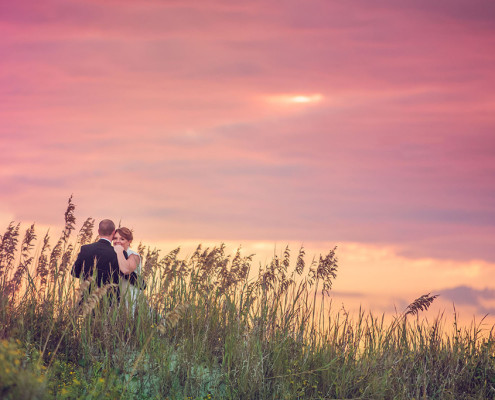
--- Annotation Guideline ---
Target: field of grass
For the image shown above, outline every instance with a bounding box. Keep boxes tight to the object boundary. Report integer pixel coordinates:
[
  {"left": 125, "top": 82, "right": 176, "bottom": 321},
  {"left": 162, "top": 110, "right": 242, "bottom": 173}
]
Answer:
[{"left": 1, "top": 197, "right": 495, "bottom": 399}]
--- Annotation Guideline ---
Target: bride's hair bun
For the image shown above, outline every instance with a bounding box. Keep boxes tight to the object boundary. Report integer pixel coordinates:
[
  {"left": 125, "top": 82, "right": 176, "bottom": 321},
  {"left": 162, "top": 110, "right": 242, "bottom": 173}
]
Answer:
[{"left": 116, "top": 227, "right": 133, "bottom": 242}]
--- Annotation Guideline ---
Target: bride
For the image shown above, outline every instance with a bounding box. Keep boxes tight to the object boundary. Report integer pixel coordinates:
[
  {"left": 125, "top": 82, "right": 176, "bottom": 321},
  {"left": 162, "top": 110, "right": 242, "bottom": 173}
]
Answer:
[{"left": 113, "top": 227, "right": 144, "bottom": 312}]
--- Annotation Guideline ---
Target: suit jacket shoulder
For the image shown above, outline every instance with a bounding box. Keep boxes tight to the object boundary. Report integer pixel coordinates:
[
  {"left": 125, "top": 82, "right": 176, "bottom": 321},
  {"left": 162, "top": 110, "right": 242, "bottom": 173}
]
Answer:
[{"left": 71, "top": 240, "right": 120, "bottom": 285}]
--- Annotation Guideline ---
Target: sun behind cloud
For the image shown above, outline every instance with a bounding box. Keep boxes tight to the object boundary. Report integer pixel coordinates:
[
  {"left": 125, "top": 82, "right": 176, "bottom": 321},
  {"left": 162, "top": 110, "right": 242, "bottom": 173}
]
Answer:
[{"left": 266, "top": 93, "right": 324, "bottom": 105}]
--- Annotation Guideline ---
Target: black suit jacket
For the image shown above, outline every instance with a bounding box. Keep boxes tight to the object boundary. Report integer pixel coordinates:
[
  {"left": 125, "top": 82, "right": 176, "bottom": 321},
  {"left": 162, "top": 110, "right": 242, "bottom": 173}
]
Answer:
[{"left": 71, "top": 239, "right": 120, "bottom": 287}]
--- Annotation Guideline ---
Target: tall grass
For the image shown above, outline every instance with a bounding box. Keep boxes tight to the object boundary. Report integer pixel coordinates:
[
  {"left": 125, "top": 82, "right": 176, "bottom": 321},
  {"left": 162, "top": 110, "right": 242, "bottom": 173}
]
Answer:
[{"left": 1, "top": 197, "right": 495, "bottom": 399}]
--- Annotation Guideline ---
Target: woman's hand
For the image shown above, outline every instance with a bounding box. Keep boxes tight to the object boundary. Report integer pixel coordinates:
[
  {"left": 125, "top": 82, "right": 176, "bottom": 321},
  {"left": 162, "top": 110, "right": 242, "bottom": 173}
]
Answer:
[{"left": 114, "top": 245, "right": 137, "bottom": 274}]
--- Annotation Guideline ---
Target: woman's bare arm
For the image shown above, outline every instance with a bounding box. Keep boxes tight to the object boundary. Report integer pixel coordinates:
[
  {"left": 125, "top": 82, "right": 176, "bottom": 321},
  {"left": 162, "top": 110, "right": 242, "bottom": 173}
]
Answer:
[{"left": 114, "top": 245, "right": 139, "bottom": 274}]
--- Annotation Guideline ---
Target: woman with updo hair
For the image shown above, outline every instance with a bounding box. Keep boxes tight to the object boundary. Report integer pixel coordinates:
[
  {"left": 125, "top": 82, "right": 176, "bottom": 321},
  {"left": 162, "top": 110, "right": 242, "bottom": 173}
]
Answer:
[{"left": 113, "top": 227, "right": 144, "bottom": 312}]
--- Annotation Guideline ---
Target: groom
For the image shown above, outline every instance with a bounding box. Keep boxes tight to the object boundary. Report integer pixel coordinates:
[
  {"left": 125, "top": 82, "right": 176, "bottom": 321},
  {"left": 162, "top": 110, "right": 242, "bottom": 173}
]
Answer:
[{"left": 71, "top": 219, "right": 121, "bottom": 288}]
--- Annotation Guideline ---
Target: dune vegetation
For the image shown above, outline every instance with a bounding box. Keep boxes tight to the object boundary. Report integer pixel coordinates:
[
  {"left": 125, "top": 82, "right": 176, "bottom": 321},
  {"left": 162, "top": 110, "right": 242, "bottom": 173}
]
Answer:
[{"left": 1, "top": 197, "right": 495, "bottom": 399}]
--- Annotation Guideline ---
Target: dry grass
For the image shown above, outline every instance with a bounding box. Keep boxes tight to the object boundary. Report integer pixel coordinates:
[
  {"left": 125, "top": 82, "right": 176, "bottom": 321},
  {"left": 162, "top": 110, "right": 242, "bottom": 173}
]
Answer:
[
  {"left": 0, "top": 197, "right": 494, "bottom": 399},
  {"left": 78, "top": 283, "right": 119, "bottom": 318},
  {"left": 405, "top": 292, "right": 440, "bottom": 317}
]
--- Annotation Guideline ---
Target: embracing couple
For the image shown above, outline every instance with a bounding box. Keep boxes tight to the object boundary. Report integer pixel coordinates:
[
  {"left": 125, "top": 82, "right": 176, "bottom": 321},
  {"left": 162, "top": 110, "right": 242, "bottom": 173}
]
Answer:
[{"left": 71, "top": 219, "right": 144, "bottom": 311}]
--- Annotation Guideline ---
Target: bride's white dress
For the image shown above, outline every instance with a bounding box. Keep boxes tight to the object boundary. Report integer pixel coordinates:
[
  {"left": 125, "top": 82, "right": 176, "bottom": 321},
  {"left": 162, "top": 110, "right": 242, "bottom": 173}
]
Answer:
[{"left": 121, "top": 248, "right": 143, "bottom": 313}]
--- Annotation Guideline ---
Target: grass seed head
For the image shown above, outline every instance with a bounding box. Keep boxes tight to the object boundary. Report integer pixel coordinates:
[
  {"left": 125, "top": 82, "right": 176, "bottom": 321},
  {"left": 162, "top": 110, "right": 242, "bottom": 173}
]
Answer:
[
  {"left": 80, "top": 283, "right": 118, "bottom": 318},
  {"left": 405, "top": 293, "right": 439, "bottom": 316}
]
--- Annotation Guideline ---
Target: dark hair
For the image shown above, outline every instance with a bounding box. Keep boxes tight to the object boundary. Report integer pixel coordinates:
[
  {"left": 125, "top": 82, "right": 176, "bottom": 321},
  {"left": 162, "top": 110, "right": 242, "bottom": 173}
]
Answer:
[
  {"left": 115, "top": 227, "right": 133, "bottom": 242},
  {"left": 98, "top": 219, "right": 116, "bottom": 236}
]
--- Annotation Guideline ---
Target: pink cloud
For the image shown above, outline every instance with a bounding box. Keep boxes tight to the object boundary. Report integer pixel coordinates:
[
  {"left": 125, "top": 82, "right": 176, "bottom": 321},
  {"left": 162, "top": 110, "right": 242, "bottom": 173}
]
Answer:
[{"left": 1, "top": 0, "right": 494, "bottom": 264}]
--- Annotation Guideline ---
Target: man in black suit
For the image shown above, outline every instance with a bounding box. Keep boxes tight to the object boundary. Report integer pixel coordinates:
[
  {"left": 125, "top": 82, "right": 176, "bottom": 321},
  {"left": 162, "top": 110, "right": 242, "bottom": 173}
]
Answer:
[{"left": 71, "top": 219, "right": 120, "bottom": 288}]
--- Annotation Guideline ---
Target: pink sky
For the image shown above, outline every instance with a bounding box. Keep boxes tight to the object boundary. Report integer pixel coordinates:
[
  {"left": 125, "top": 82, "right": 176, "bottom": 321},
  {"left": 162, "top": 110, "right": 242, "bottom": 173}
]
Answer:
[{"left": 1, "top": 0, "right": 495, "bottom": 320}]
